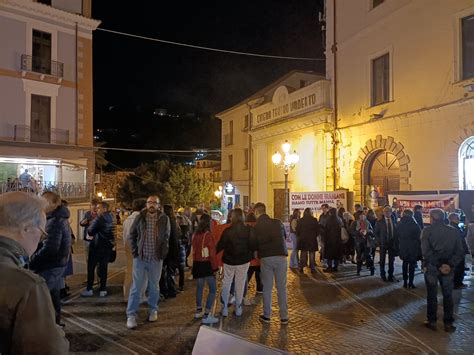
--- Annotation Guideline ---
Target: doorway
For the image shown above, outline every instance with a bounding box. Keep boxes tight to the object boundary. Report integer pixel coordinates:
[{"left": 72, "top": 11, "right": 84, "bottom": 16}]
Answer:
[{"left": 364, "top": 150, "right": 400, "bottom": 205}]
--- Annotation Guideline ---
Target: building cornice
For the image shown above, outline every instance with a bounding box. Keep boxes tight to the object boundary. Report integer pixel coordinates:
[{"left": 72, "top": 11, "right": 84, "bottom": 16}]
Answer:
[
  {"left": 0, "top": 139, "right": 96, "bottom": 152},
  {"left": 0, "top": 0, "right": 100, "bottom": 31}
]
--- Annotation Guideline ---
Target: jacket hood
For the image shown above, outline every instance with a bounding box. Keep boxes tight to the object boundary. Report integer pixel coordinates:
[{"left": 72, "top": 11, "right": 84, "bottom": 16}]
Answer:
[{"left": 47, "top": 205, "right": 70, "bottom": 220}]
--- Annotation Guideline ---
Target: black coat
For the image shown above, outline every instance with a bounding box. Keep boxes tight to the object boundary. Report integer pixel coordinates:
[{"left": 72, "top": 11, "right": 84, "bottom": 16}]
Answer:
[
  {"left": 30, "top": 205, "right": 71, "bottom": 271},
  {"left": 216, "top": 223, "right": 253, "bottom": 265},
  {"left": 323, "top": 216, "right": 342, "bottom": 259},
  {"left": 166, "top": 218, "right": 182, "bottom": 267},
  {"left": 375, "top": 217, "right": 399, "bottom": 252},
  {"left": 397, "top": 216, "right": 422, "bottom": 262},
  {"left": 250, "top": 214, "right": 287, "bottom": 258},
  {"left": 296, "top": 215, "right": 320, "bottom": 252},
  {"left": 88, "top": 211, "right": 116, "bottom": 253}
]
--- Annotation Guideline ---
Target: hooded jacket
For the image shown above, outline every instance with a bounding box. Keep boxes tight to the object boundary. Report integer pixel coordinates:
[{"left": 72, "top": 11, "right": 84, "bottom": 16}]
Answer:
[
  {"left": 0, "top": 236, "right": 69, "bottom": 354},
  {"left": 30, "top": 205, "right": 71, "bottom": 272},
  {"left": 88, "top": 211, "right": 116, "bottom": 252}
]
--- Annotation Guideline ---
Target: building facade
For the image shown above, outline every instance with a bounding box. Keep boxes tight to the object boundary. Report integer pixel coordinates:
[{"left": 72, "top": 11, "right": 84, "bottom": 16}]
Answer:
[
  {"left": 194, "top": 158, "right": 222, "bottom": 192},
  {"left": 0, "top": 0, "right": 100, "bottom": 202},
  {"left": 218, "top": 0, "right": 474, "bottom": 219}
]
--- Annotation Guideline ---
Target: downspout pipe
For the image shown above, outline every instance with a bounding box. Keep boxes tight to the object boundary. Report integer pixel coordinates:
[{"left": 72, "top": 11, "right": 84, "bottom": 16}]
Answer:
[{"left": 331, "top": 0, "right": 338, "bottom": 191}]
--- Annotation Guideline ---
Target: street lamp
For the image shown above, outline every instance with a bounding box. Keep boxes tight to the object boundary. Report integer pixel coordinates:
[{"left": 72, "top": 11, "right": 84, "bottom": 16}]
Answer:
[
  {"left": 272, "top": 140, "right": 299, "bottom": 222},
  {"left": 214, "top": 185, "right": 223, "bottom": 199}
]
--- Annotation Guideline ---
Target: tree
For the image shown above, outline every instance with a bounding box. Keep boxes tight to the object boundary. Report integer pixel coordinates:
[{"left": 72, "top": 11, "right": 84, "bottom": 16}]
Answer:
[
  {"left": 117, "top": 161, "right": 214, "bottom": 209},
  {"left": 164, "top": 165, "right": 214, "bottom": 208}
]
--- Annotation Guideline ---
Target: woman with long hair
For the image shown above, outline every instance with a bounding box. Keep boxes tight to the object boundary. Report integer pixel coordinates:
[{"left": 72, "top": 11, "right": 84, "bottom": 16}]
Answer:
[
  {"left": 216, "top": 208, "right": 253, "bottom": 316},
  {"left": 351, "top": 210, "right": 375, "bottom": 276},
  {"left": 192, "top": 213, "right": 218, "bottom": 323},
  {"left": 322, "top": 208, "right": 343, "bottom": 272}
]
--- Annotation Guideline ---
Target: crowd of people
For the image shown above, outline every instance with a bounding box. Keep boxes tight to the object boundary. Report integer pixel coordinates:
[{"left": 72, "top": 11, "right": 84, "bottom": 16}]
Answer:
[{"left": 1, "top": 190, "right": 473, "bottom": 353}]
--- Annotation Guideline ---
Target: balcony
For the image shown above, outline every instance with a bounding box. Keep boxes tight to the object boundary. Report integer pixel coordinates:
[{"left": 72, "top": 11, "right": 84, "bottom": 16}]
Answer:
[
  {"left": 14, "top": 125, "right": 70, "bottom": 145},
  {"left": 21, "top": 54, "right": 64, "bottom": 78},
  {"left": 0, "top": 180, "right": 91, "bottom": 199},
  {"left": 224, "top": 134, "right": 233, "bottom": 146}
]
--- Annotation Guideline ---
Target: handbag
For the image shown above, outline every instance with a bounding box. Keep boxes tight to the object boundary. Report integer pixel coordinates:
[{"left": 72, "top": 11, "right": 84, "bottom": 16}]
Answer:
[
  {"left": 201, "top": 232, "right": 209, "bottom": 258},
  {"left": 109, "top": 247, "right": 117, "bottom": 263},
  {"left": 341, "top": 227, "right": 350, "bottom": 243}
]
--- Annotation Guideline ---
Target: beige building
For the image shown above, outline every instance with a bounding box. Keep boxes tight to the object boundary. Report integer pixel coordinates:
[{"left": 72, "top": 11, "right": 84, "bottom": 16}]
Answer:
[
  {"left": 194, "top": 158, "right": 222, "bottom": 191},
  {"left": 218, "top": 0, "right": 474, "bottom": 219},
  {"left": 0, "top": 0, "right": 99, "bottom": 202}
]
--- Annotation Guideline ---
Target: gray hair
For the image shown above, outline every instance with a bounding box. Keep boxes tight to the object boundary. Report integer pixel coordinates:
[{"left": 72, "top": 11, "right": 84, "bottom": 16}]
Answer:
[
  {"left": 430, "top": 208, "right": 445, "bottom": 223},
  {"left": 0, "top": 192, "right": 47, "bottom": 229}
]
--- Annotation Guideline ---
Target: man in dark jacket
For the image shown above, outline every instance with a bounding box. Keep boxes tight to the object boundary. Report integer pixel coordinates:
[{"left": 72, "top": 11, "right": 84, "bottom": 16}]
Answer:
[
  {"left": 448, "top": 212, "right": 470, "bottom": 289},
  {"left": 79, "top": 199, "right": 99, "bottom": 263},
  {"left": 81, "top": 201, "right": 115, "bottom": 298},
  {"left": 126, "top": 195, "right": 170, "bottom": 329},
  {"left": 0, "top": 191, "right": 69, "bottom": 354},
  {"left": 421, "top": 209, "right": 465, "bottom": 332},
  {"left": 375, "top": 206, "right": 399, "bottom": 282},
  {"left": 30, "top": 191, "right": 71, "bottom": 326},
  {"left": 413, "top": 205, "right": 424, "bottom": 229},
  {"left": 250, "top": 202, "right": 289, "bottom": 324},
  {"left": 296, "top": 208, "right": 320, "bottom": 273}
]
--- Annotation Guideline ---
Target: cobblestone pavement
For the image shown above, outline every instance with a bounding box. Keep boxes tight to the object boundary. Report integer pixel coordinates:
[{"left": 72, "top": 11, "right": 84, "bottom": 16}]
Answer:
[{"left": 63, "top": 241, "right": 474, "bottom": 354}]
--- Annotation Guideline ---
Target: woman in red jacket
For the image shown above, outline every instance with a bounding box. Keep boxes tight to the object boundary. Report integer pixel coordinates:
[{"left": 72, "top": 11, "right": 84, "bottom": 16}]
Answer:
[{"left": 192, "top": 213, "right": 218, "bottom": 323}]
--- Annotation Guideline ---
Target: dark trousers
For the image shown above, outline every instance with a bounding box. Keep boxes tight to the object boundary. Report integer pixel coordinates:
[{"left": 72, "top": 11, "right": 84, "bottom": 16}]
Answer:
[
  {"left": 178, "top": 264, "right": 185, "bottom": 288},
  {"left": 424, "top": 266, "right": 454, "bottom": 325},
  {"left": 299, "top": 251, "right": 316, "bottom": 271},
  {"left": 379, "top": 247, "right": 396, "bottom": 278},
  {"left": 453, "top": 258, "right": 466, "bottom": 287},
  {"left": 356, "top": 242, "right": 374, "bottom": 273},
  {"left": 39, "top": 266, "right": 66, "bottom": 324},
  {"left": 87, "top": 247, "right": 110, "bottom": 291},
  {"left": 247, "top": 265, "right": 263, "bottom": 292},
  {"left": 402, "top": 260, "right": 416, "bottom": 284},
  {"left": 160, "top": 262, "right": 177, "bottom": 298}
]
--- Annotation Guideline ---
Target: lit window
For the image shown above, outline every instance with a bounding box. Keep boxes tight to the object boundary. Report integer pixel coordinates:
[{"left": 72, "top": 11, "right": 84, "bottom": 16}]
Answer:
[
  {"left": 459, "top": 137, "right": 474, "bottom": 190},
  {"left": 371, "top": 53, "right": 390, "bottom": 106},
  {"left": 462, "top": 15, "right": 474, "bottom": 80}
]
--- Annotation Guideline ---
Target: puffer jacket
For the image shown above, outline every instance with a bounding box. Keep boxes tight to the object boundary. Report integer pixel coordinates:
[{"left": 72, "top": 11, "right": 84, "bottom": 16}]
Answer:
[
  {"left": 0, "top": 236, "right": 69, "bottom": 354},
  {"left": 88, "top": 211, "right": 116, "bottom": 252},
  {"left": 30, "top": 205, "right": 71, "bottom": 272},
  {"left": 216, "top": 222, "right": 253, "bottom": 265}
]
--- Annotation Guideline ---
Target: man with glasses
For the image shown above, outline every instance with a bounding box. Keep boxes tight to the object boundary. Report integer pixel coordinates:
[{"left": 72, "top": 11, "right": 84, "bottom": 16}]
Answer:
[
  {"left": 0, "top": 191, "right": 69, "bottom": 353},
  {"left": 126, "top": 195, "right": 170, "bottom": 329}
]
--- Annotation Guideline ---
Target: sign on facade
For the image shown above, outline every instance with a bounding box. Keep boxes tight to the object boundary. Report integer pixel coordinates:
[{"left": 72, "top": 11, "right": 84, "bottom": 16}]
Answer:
[
  {"left": 387, "top": 193, "right": 459, "bottom": 223},
  {"left": 289, "top": 190, "right": 348, "bottom": 215}
]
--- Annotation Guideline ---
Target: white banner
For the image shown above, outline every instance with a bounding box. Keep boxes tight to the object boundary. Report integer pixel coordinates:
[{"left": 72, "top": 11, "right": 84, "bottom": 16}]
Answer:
[
  {"left": 387, "top": 193, "right": 459, "bottom": 223},
  {"left": 290, "top": 190, "right": 347, "bottom": 214}
]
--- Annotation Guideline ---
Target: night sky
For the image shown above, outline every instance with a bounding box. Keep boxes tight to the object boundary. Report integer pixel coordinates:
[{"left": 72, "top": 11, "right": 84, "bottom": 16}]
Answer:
[{"left": 91, "top": 1, "right": 325, "bottom": 167}]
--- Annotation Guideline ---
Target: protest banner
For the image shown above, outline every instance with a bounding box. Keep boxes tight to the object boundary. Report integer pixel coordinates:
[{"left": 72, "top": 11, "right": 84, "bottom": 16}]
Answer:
[{"left": 289, "top": 191, "right": 347, "bottom": 215}]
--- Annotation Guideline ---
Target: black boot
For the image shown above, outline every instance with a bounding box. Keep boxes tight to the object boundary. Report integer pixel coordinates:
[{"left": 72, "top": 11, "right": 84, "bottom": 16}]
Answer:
[{"left": 403, "top": 280, "right": 408, "bottom": 288}]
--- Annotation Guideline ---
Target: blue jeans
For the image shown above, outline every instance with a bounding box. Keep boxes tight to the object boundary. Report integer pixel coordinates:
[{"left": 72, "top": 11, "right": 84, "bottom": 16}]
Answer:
[
  {"left": 424, "top": 265, "right": 454, "bottom": 324},
  {"left": 261, "top": 256, "right": 288, "bottom": 319},
  {"left": 196, "top": 276, "right": 216, "bottom": 312},
  {"left": 289, "top": 233, "right": 299, "bottom": 268},
  {"left": 126, "top": 258, "right": 163, "bottom": 317}
]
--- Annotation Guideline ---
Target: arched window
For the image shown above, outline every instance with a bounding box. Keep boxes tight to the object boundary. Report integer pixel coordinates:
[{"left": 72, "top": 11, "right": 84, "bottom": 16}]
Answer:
[{"left": 459, "top": 137, "right": 474, "bottom": 190}]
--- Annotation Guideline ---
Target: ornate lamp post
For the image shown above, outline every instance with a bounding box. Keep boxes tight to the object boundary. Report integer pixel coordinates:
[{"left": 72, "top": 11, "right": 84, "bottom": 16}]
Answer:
[{"left": 272, "top": 140, "right": 299, "bottom": 222}]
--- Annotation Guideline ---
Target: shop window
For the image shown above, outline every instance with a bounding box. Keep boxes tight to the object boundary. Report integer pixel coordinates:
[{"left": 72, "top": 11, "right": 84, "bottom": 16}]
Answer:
[
  {"left": 462, "top": 14, "right": 474, "bottom": 80},
  {"left": 459, "top": 137, "right": 474, "bottom": 190},
  {"left": 371, "top": 53, "right": 390, "bottom": 106}
]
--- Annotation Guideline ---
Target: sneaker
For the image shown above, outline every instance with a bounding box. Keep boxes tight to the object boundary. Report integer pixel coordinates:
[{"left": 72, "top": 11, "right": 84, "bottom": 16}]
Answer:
[
  {"left": 280, "top": 318, "right": 289, "bottom": 325},
  {"left": 126, "top": 316, "right": 137, "bottom": 329},
  {"left": 444, "top": 324, "right": 456, "bottom": 333},
  {"left": 99, "top": 290, "right": 107, "bottom": 297},
  {"left": 202, "top": 314, "right": 219, "bottom": 324},
  {"left": 148, "top": 310, "right": 158, "bottom": 322},
  {"left": 80, "top": 289, "right": 93, "bottom": 297},
  {"left": 256, "top": 290, "right": 263, "bottom": 294},
  {"left": 259, "top": 315, "right": 271, "bottom": 323},
  {"left": 187, "top": 275, "right": 193, "bottom": 280},
  {"left": 235, "top": 306, "right": 243, "bottom": 317},
  {"left": 194, "top": 309, "right": 204, "bottom": 319},
  {"left": 221, "top": 306, "right": 228, "bottom": 317},
  {"left": 424, "top": 320, "right": 437, "bottom": 331},
  {"left": 228, "top": 295, "right": 235, "bottom": 306}
]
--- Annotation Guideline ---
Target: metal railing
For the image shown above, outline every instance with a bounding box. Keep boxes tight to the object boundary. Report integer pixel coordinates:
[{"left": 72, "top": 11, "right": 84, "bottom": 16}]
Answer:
[
  {"left": 1, "top": 180, "right": 90, "bottom": 199},
  {"left": 14, "top": 125, "right": 70, "bottom": 144},
  {"left": 21, "top": 54, "right": 64, "bottom": 78}
]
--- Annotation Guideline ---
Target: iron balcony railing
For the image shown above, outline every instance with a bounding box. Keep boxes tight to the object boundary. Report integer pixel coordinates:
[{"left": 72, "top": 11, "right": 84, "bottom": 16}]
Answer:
[
  {"left": 14, "top": 124, "right": 70, "bottom": 145},
  {"left": 21, "top": 54, "right": 64, "bottom": 78},
  {"left": 1, "top": 180, "right": 90, "bottom": 199}
]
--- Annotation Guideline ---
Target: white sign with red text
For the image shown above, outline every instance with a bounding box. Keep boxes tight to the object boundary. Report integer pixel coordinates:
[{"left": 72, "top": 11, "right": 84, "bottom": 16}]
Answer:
[{"left": 290, "top": 191, "right": 347, "bottom": 214}]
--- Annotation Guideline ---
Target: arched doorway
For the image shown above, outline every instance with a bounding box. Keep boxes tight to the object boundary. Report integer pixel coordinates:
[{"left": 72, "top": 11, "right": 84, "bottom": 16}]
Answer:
[
  {"left": 459, "top": 136, "right": 474, "bottom": 190},
  {"left": 363, "top": 150, "right": 401, "bottom": 206}
]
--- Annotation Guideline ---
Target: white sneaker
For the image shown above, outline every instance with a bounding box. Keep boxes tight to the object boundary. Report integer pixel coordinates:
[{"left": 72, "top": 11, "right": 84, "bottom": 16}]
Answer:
[
  {"left": 228, "top": 295, "right": 235, "bottom": 305},
  {"left": 235, "top": 305, "right": 243, "bottom": 317},
  {"left": 99, "top": 291, "right": 107, "bottom": 297},
  {"left": 221, "top": 306, "right": 228, "bottom": 317},
  {"left": 148, "top": 310, "right": 158, "bottom": 322},
  {"left": 80, "top": 289, "right": 93, "bottom": 297},
  {"left": 194, "top": 310, "right": 204, "bottom": 319},
  {"left": 126, "top": 316, "right": 137, "bottom": 329},
  {"left": 187, "top": 275, "right": 193, "bottom": 280},
  {"left": 202, "top": 314, "right": 219, "bottom": 324},
  {"left": 243, "top": 297, "right": 252, "bottom": 306}
]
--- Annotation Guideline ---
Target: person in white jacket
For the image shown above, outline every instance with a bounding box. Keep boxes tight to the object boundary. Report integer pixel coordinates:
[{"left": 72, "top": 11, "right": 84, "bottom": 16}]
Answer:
[{"left": 122, "top": 198, "right": 146, "bottom": 301}]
